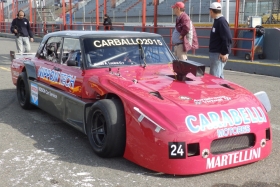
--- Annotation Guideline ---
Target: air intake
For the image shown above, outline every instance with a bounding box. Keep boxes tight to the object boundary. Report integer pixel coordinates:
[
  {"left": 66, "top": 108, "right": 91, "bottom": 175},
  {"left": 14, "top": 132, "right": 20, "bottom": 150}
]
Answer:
[
  {"left": 211, "top": 134, "right": 255, "bottom": 154},
  {"left": 173, "top": 60, "right": 205, "bottom": 81}
]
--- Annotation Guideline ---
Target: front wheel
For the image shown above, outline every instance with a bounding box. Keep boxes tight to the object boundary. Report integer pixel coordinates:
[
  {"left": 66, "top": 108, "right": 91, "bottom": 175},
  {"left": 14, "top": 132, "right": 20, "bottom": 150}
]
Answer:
[
  {"left": 16, "top": 72, "right": 32, "bottom": 109},
  {"left": 86, "top": 99, "right": 126, "bottom": 158}
]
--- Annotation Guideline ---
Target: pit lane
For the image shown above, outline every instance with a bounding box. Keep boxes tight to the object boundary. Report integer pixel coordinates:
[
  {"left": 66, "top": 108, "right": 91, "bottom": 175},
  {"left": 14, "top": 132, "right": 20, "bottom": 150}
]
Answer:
[{"left": 0, "top": 37, "right": 279, "bottom": 187}]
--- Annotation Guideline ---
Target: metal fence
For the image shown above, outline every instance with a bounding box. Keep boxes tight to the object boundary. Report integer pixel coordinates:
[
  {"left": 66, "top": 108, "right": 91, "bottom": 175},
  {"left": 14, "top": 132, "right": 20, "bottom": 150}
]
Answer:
[{"left": 2, "top": 0, "right": 280, "bottom": 24}]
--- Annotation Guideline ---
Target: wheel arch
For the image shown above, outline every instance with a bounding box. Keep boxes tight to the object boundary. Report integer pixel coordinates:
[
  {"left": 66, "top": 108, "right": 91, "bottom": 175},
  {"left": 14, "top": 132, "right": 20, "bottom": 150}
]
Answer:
[
  {"left": 23, "top": 60, "right": 37, "bottom": 81},
  {"left": 85, "top": 94, "right": 127, "bottom": 157},
  {"left": 85, "top": 93, "right": 126, "bottom": 134},
  {"left": 104, "top": 93, "right": 122, "bottom": 100}
]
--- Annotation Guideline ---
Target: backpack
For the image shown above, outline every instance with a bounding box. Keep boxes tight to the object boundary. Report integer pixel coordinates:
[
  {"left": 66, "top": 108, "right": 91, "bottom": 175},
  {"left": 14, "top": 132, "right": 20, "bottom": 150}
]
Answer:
[{"left": 255, "top": 25, "right": 265, "bottom": 37}]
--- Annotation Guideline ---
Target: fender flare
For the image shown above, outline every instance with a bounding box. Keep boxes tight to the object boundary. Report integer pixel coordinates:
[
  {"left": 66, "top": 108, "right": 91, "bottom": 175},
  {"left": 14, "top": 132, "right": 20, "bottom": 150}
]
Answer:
[{"left": 23, "top": 60, "right": 37, "bottom": 80}]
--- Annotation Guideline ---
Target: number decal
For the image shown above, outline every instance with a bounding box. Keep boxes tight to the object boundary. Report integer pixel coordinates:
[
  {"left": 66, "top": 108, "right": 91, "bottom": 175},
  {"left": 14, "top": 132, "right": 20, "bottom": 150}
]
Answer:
[
  {"left": 168, "top": 142, "right": 186, "bottom": 159},
  {"left": 142, "top": 39, "right": 149, "bottom": 45},
  {"left": 157, "top": 39, "right": 163, "bottom": 45},
  {"left": 153, "top": 39, "right": 157, "bottom": 45},
  {"left": 147, "top": 39, "right": 153, "bottom": 44},
  {"left": 170, "top": 145, "right": 177, "bottom": 156}
]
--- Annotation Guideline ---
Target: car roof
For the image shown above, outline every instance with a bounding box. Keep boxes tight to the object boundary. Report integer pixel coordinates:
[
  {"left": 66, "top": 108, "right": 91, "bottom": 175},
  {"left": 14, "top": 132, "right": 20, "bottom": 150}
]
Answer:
[{"left": 44, "top": 30, "right": 162, "bottom": 39}]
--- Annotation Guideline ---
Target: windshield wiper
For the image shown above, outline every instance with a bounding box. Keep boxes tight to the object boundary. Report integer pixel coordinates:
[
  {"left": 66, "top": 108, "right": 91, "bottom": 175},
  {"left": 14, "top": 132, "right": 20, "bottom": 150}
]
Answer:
[{"left": 138, "top": 42, "right": 147, "bottom": 68}]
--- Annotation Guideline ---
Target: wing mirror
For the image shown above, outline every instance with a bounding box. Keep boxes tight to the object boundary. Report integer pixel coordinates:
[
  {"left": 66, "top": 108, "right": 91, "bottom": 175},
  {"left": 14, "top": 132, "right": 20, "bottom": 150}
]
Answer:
[{"left": 67, "top": 59, "right": 78, "bottom": 66}]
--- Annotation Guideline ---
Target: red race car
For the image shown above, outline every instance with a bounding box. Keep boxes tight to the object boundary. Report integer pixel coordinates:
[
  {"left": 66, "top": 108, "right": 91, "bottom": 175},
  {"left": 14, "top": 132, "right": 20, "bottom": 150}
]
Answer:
[{"left": 10, "top": 31, "right": 272, "bottom": 175}]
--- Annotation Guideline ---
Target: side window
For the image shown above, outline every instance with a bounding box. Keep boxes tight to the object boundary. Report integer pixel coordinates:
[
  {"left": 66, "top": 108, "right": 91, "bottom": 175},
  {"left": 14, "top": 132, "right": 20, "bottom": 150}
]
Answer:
[
  {"left": 144, "top": 45, "right": 173, "bottom": 63},
  {"left": 61, "top": 38, "right": 81, "bottom": 67},
  {"left": 40, "top": 37, "right": 62, "bottom": 63}
]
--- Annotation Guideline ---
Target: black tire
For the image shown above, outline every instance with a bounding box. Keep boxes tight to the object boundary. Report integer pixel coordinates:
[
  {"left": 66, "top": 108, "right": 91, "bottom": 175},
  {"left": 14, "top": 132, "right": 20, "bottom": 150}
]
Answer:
[
  {"left": 86, "top": 99, "right": 126, "bottom": 158},
  {"left": 16, "top": 72, "right": 33, "bottom": 109},
  {"left": 258, "top": 53, "right": 266, "bottom": 59},
  {"left": 245, "top": 53, "right": 251, "bottom": 60}
]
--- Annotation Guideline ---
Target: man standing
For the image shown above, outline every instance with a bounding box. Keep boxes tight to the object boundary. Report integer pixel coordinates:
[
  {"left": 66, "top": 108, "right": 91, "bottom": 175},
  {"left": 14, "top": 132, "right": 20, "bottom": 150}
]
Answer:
[
  {"left": 171, "top": 2, "right": 198, "bottom": 61},
  {"left": 209, "top": 2, "right": 232, "bottom": 79},
  {"left": 103, "top": 14, "right": 113, "bottom": 30},
  {"left": 10, "top": 10, "right": 34, "bottom": 53}
]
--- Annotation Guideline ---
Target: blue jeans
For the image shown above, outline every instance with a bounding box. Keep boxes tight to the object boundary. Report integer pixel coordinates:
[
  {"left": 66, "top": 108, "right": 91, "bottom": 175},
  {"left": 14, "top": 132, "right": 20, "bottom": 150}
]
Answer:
[
  {"left": 15, "top": 36, "right": 31, "bottom": 53},
  {"left": 209, "top": 52, "right": 226, "bottom": 79}
]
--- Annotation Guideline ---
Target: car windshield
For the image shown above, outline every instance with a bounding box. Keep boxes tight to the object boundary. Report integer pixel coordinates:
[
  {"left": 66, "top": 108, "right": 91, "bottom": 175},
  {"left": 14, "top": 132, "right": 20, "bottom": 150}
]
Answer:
[{"left": 83, "top": 37, "right": 174, "bottom": 68}]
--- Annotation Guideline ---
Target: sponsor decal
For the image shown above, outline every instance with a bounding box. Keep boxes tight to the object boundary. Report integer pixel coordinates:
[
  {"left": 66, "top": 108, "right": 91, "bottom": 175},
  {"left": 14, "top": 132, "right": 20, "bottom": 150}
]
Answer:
[
  {"left": 92, "top": 61, "right": 125, "bottom": 66},
  {"left": 217, "top": 125, "right": 250, "bottom": 138},
  {"left": 179, "top": 96, "right": 191, "bottom": 100},
  {"left": 206, "top": 147, "right": 261, "bottom": 169},
  {"left": 185, "top": 107, "right": 266, "bottom": 134},
  {"left": 37, "top": 67, "right": 76, "bottom": 88},
  {"left": 93, "top": 38, "right": 163, "bottom": 47},
  {"left": 30, "top": 83, "right": 38, "bottom": 106},
  {"left": 11, "top": 62, "right": 21, "bottom": 69},
  {"left": 38, "top": 86, "right": 57, "bottom": 99},
  {"left": 194, "top": 96, "right": 231, "bottom": 104},
  {"left": 168, "top": 142, "right": 186, "bottom": 159},
  {"left": 12, "top": 71, "right": 19, "bottom": 77}
]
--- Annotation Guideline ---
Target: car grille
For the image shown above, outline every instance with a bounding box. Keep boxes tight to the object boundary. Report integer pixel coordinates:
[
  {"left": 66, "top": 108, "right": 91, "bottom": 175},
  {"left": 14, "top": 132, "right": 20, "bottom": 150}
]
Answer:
[{"left": 210, "top": 134, "right": 255, "bottom": 155}]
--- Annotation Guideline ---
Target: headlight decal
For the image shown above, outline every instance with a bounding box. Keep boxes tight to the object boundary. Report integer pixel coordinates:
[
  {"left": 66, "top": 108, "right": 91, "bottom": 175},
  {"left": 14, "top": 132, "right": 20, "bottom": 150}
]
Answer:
[{"left": 133, "top": 107, "right": 165, "bottom": 133}]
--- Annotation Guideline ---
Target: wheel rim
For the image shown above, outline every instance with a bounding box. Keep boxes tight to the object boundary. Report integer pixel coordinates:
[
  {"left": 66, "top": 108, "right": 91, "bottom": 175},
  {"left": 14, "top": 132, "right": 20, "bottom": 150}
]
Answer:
[
  {"left": 18, "top": 79, "right": 26, "bottom": 104},
  {"left": 91, "top": 110, "right": 107, "bottom": 147}
]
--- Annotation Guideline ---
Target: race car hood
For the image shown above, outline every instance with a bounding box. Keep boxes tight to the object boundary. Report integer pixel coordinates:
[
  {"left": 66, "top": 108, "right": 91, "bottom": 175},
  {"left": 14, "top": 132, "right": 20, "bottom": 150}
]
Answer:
[{"left": 88, "top": 64, "right": 269, "bottom": 134}]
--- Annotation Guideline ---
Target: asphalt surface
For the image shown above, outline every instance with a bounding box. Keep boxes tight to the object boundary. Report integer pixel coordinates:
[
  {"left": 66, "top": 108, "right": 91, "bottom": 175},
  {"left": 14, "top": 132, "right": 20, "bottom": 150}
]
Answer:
[{"left": 0, "top": 37, "right": 280, "bottom": 187}]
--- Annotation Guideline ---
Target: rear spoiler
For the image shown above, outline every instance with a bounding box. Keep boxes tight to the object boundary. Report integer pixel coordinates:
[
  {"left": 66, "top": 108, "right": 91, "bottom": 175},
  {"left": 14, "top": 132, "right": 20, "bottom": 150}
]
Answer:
[{"left": 10, "top": 51, "right": 36, "bottom": 62}]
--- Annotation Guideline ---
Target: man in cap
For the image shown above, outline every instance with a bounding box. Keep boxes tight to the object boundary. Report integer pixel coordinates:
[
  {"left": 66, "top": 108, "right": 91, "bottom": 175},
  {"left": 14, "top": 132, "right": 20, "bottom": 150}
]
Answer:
[
  {"left": 209, "top": 2, "right": 232, "bottom": 79},
  {"left": 171, "top": 2, "right": 198, "bottom": 61}
]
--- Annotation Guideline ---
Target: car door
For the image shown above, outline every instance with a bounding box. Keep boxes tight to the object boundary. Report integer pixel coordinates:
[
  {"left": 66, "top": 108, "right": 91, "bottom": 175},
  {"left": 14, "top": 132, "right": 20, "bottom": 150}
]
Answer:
[
  {"left": 35, "top": 37, "right": 85, "bottom": 129},
  {"left": 36, "top": 36, "right": 63, "bottom": 86},
  {"left": 51, "top": 37, "right": 85, "bottom": 130},
  {"left": 32, "top": 36, "right": 65, "bottom": 118},
  {"left": 51, "top": 37, "right": 84, "bottom": 98}
]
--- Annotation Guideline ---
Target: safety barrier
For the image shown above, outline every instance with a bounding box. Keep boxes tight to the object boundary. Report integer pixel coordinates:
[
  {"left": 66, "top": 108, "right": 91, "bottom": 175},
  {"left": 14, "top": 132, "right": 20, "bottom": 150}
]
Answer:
[
  {"left": 195, "top": 27, "right": 257, "bottom": 61},
  {"left": 0, "top": 21, "right": 257, "bottom": 61}
]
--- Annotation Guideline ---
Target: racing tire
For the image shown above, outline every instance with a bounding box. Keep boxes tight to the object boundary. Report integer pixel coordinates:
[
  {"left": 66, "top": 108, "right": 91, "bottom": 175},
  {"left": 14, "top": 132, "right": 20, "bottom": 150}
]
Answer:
[
  {"left": 258, "top": 53, "right": 266, "bottom": 59},
  {"left": 16, "top": 72, "right": 33, "bottom": 110},
  {"left": 87, "top": 99, "right": 126, "bottom": 158},
  {"left": 245, "top": 53, "right": 251, "bottom": 60}
]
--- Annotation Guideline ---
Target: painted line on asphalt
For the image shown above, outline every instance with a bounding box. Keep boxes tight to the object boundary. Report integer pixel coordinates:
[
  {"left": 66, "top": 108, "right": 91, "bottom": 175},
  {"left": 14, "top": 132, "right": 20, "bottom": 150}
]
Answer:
[
  {"left": 1, "top": 56, "right": 9, "bottom": 59},
  {"left": 0, "top": 67, "right": 10, "bottom": 71}
]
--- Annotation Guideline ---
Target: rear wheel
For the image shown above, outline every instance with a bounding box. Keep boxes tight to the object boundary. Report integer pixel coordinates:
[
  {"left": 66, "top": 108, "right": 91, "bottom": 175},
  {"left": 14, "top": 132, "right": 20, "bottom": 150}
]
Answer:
[
  {"left": 245, "top": 53, "right": 252, "bottom": 60},
  {"left": 87, "top": 99, "right": 126, "bottom": 158},
  {"left": 17, "top": 72, "right": 32, "bottom": 109}
]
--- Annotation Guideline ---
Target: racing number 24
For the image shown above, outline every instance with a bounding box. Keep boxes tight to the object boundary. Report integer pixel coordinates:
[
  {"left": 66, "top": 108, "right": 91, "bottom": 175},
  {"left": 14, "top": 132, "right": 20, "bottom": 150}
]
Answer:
[{"left": 168, "top": 142, "right": 186, "bottom": 159}]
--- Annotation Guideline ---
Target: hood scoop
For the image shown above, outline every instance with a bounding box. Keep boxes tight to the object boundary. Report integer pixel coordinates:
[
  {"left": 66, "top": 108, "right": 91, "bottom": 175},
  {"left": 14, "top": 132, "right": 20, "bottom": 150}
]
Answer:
[
  {"left": 172, "top": 60, "right": 205, "bottom": 81},
  {"left": 149, "top": 91, "right": 164, "bottom": 100}
]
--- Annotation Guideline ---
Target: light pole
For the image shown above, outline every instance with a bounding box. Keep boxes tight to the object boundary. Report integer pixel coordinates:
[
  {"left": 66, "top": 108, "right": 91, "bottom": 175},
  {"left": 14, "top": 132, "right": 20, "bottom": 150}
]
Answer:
[
  {"left": 209, "top": 0, "right": 212, "bottom": 22},
  {"left": 189, "top": 0, "right": 191, "bottom": 15},
  {"left": 7, "top": 0, "right": 10, "bottom": 22},
  {"left": 226, "top": 0, "right": 229, "bottom": 22},
  {"left": 171, "top": 8, "right": 173, "bottom": 23},
  {"left": 199, "top": 0, "right": 201, "bottom": 23},
  {"left": 83, "top": 0, "right": 85, "bottom": 22},
  {"left": 113, "top": 10, "right": 115, "bottom": 22},
  {"left": 191, "top": 6, "right": 194, "bottom": 20},
  {"left": 255, "top": 0, "right": 258, "bottom": 16}
]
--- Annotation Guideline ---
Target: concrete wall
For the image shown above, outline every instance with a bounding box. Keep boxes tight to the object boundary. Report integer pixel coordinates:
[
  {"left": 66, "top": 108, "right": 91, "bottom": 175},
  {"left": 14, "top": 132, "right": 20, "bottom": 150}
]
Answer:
[{"left": 263, "top": 29, "right": 280, "bottom": 61}]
